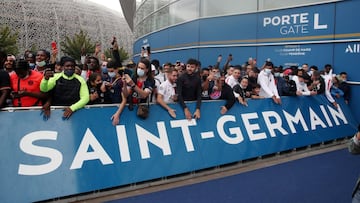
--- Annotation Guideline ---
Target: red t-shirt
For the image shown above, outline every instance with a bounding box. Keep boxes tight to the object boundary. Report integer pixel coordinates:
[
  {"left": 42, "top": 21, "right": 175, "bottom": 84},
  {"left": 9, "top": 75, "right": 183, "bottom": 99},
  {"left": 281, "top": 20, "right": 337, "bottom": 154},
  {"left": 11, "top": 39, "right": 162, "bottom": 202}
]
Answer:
[{"left": 10, "top": 70, "right": 43, "bottom": 107}]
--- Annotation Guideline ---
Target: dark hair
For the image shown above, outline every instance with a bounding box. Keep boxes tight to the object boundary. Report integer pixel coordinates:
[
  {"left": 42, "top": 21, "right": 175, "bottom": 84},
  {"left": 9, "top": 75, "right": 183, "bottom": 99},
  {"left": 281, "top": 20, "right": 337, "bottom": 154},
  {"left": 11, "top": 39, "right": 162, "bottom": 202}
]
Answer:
[
  {"left": 15, "top": 59, "right": 29, "bottom": 70},
  {"left": 340, "top": 72, "right": 347, "bottom": 75},
  {"left": 135, "top": 58, "right": 152, "bottom": 79},
  {"left": 240, "top": 76, "right": 249, "bottom": 83},
  {"left": 201, "top": 67, "right": 209, "bottom": 72},
  {"left": 37, "top": 49, "right": 50, "bottom": 60},
  {"left": 324, "top": 64, "right": 332, "bottom": 69},
  {"left": 265, "top": 61, "right": 274, "bottom": 68},
  {"left": 310, "top": 65, "right": 318, "bottom": 71},
  {"left": 358, "top": 124, "right": 360, "bottom": 132},
  {"left": 88, "top": 56, "right": 99, "bottom": 66},
  {"left": 151, "top": 59, "right": 160, "bottom": 68},
  {"left": 107, "top": 60, "right": 117, "bottom": 69},
  {"left": 186, "top": 58, "right": 199, "bottom": 66},
  {"left": 25, "top": 52, "right": 35, "bottom": 60},
  {"left": 88, "top": 72, "right": 101, "bottom": 83},
  {"left": 252, "top": 84, "right": 261, "bottom": 89},
  {"left": 60, "top": 56, "right": 76, "bottom": 66}
]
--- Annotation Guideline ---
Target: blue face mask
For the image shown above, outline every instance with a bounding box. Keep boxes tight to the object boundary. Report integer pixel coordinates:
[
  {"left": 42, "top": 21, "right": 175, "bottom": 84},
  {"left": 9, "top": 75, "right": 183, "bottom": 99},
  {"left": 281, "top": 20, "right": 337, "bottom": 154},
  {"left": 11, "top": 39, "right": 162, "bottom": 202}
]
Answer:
[
  {"left": 137, "top": 68, "right": 145, "bottom": 77},
  {"left": 64, "top": 69, "right": 75, "bottom": 77},
  {"left": 29, "top": 63, "right": 35, "bottom": 69}
]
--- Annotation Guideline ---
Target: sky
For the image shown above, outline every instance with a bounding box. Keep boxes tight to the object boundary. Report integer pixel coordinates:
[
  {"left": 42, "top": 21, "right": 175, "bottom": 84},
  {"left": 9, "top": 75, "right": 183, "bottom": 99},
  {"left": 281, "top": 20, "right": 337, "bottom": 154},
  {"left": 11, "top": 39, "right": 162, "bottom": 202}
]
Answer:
[{"left": 88, "top": 0, "right": 123, "bottom": 15}]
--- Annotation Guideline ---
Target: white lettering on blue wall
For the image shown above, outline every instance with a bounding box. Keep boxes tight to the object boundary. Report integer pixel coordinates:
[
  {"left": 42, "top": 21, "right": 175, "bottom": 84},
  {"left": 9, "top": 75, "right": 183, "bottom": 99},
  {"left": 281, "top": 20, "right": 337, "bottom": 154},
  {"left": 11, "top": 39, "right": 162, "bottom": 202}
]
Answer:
[
  {"left": 263, "top": 12, "right": 327, "bottom": 35},
  {"left": 17, "top": 104, "right": 348, "bottom": 175},
  {"left": 18, "top": 131, "right": 62, "bottom": 175}
]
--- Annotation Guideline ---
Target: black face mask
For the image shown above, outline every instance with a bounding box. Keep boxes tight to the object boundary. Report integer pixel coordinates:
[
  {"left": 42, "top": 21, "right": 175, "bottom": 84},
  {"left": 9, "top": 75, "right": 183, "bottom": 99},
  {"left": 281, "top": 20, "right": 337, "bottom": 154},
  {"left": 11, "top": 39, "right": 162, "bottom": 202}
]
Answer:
[
  {"left": 96, "top": 83, "right": 102, "bottom": 88},
  {"left": 64, "top": 69, "right": 75, "bottom": 77},
  {"left": 202, "top": 75, "right": 208, "bottom": 81}
]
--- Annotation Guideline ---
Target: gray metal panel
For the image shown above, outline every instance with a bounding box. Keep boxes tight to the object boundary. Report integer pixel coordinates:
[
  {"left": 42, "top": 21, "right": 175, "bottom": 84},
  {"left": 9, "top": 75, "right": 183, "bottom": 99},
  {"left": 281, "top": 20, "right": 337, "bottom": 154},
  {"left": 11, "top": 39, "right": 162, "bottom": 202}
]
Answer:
[{"left": 119, "top": 0, "right": 136, "bottom": 31}]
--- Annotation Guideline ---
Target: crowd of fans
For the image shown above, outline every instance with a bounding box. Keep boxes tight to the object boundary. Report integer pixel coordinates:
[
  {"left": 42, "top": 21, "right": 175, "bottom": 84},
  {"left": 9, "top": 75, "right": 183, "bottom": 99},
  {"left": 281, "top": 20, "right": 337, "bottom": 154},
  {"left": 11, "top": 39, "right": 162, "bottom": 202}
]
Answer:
[{"left": 0, "top": 38, "right": 351, "bottom": 125}]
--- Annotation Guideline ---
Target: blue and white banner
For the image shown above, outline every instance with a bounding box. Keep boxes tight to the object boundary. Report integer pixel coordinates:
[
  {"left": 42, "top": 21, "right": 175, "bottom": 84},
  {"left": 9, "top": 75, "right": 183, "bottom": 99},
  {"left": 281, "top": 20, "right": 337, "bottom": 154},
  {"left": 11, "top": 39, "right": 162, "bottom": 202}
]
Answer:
[{"left": 0, "top": 96, "right": 357, "bottom": 202}]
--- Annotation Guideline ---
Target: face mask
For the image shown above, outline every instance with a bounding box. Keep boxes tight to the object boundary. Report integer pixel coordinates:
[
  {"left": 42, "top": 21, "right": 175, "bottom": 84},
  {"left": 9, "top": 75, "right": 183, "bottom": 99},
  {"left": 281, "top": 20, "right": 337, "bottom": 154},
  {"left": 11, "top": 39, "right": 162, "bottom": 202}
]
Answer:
[
  {"left": 101, "top": 66, "right": 108, "bottom": 74},
  {"left": 299, "top": 81, "right": 305, "bottom": 86},
  {"left": 264, "top": 68, "right": 272, "bottom": 75},
  {"left": 274, "top": 72, "right": 280, "bottom": 77},
  {"left": 108, "top": 71, "right": 116, "bottom": 78},
  {"left": 137, "top": 68, "right": 145, "bottom": 77},
  {"left": 96, "top": 83, "right": 102, "bottom": 88},
  {"left": 202, "top": 75, "right": 208, "bottom": 81},
  {"left": 36, "top": 61, "right": 46, "bottom": 67},
  {"left": 81, "top": 70, "right": 87, "bottom": 79},
  {"left": 214, "top": 72, "right": 221, "bottom": 79},
  {"left": 29, "top": 63, "right": 35, "bottom": 69},
  {"left": 64, "top": 69, "right": 75, "bottom": 77}
]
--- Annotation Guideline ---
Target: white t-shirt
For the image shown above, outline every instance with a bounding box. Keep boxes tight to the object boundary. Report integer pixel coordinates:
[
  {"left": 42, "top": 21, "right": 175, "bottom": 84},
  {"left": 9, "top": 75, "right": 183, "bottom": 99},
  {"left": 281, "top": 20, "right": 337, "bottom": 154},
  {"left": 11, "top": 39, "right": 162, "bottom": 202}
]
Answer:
[
  {"left": 157, "top": 80, "right": 176, "bottom": 103},
  {"left": 258, "top": 70, "right": 280, "bottom": 98},
  {"left": 225, "top": 75, "right": 239, "bottom": 88}
]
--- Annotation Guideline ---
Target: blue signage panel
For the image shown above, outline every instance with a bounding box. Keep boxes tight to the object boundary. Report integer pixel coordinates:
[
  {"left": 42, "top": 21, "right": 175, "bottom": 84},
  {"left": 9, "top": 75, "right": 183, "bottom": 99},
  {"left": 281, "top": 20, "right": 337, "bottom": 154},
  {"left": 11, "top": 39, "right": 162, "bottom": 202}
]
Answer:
[
  {"left": 257, "top": 3, "right": 335, "bottom": 41},
  {"left": 0, "top": 96, "right": 357, "bottom": 202},
  {"left": 257, "top": 43, "right": 333, "bottom": 68},
  {"left": 199, "top": 13, "right": 257, "bottom": 43},
  {"left": 335, "top": 0, "right": 360, "bottom": 35}
]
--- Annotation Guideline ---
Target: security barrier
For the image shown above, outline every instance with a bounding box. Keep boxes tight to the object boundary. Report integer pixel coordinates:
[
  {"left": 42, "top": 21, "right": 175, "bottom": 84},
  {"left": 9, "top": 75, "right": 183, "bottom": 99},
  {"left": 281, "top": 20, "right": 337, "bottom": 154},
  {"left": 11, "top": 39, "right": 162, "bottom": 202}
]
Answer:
[{"left": 0, "top": 95, "right": 357, "bottom": 202}]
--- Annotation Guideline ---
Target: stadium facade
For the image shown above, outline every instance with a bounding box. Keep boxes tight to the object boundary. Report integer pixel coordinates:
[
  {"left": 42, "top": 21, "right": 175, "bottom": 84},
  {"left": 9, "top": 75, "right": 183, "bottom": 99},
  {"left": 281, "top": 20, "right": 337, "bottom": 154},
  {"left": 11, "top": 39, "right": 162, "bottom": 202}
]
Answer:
[{"left": 0, "top": 0, "right": 134, "bottom": 58}]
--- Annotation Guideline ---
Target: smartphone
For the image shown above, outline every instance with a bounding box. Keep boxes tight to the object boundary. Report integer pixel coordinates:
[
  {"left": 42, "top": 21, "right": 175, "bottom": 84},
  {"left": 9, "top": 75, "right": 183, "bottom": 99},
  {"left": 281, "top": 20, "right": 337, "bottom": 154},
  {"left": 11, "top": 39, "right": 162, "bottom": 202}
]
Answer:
[
  {"left": 111, "top": 37, "right": 116, "bottom": 45},
  {"left": 51, "top": 41, "right": 57, "bottom": 50}
]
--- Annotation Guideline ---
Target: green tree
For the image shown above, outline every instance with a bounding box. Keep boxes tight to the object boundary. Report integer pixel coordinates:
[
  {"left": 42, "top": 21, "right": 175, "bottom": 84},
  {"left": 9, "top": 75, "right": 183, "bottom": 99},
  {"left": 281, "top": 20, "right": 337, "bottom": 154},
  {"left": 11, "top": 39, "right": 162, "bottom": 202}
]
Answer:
[
  {"left": 104, "top": 46, "right": 129, "bottom": 66},
  {"left": 0, "top": 25, "right": 19, "bottom": 55},
  {"left": 60, "top": 30, "right": 95, "bottom": 61}
]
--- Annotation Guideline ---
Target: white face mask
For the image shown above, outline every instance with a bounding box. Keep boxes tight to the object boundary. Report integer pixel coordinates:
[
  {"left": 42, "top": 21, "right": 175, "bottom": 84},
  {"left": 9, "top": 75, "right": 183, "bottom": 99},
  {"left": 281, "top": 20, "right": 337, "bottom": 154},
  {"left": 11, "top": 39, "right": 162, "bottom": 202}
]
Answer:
[
  {"left": 36, "top": 61, "right": 46, "bottom": 67},
  {"left": 81, "top": 70, "right": 87, "bottom": 79},
  {"left": 108, "top": 71, "right": 116, "bottom": 78},
  {"left": 137, "top": 68, "right": 145, "bottom": 77},
  {"left": 274, "top": 72, "right": 280, "bottom": 77},
  {"left": 264, "top": 68, "right": 272, "bottom": 75}
]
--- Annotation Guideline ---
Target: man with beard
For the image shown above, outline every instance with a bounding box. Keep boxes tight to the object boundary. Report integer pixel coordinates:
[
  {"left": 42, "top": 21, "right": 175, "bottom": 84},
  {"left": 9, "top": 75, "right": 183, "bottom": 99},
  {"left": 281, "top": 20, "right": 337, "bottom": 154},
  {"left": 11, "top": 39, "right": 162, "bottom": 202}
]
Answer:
[
  {"left": 157, "top": 67, "right": 179, "bottom": 118},
  {"left": 176, "top": 58, "right": 202, "bottom": 120},
  {"left": 4, "top": 54, "right": 16, "bottom": 75}
]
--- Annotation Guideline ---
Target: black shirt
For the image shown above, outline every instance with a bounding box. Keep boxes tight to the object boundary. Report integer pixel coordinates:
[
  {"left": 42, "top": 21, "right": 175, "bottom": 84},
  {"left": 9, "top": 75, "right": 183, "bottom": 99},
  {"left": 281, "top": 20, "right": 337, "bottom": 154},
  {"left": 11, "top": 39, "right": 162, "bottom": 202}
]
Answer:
[
  {"left": 177, "top": 73, "right": 202, "bottom": 109},
  {"left": 0, "top": 70, "right": 11, "bottom": 108}
]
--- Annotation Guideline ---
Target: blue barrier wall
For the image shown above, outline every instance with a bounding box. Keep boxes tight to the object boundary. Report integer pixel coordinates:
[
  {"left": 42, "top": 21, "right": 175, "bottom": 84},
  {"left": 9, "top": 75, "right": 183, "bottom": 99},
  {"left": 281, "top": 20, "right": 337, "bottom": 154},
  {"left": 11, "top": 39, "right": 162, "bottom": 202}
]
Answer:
[{"left": 0, "top": 96, "right": 358, "bottom": 202}]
